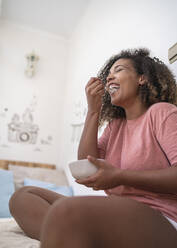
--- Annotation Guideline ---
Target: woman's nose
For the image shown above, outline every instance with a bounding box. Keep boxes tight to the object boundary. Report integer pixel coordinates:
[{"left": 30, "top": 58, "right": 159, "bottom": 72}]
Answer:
[{"left": 106, "top": 73, "right": 115, "bottom": 83}]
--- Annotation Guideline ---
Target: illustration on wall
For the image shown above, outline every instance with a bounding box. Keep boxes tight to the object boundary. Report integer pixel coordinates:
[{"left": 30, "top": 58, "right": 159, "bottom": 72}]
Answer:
[
  {"left": 25, "top": 51, "right": 39, "bottom": 78},
  {"left": 0, "top": 95, "right": 54, "bottom": 151},
  {"left": 41, "top": 135, "right": 53, "bottom": 145},
  {"left": 8, "top": 108, "right": 39, "bottom": 144},
  {"left": 70, "top": 100, "right": 87, "bottom": 143},
  {"left": 0, "top": 108, "right": 8, "bottom": 118}
]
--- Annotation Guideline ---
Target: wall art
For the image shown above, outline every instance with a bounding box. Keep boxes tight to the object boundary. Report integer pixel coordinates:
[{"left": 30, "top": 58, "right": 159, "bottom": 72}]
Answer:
[{"left": 8, "top": 108, "right": 39, "bottom": 144}]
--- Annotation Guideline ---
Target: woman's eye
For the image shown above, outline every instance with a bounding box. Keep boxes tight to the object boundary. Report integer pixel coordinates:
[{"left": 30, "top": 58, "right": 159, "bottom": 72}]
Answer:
[{"left": 115, "top": 68, "right": 123, "bottom": 73}]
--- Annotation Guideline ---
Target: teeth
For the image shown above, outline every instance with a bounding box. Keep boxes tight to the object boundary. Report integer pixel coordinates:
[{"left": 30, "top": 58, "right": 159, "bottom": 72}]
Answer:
[
  {"left": 109, "top": 88, "right": 118, "bottom": 94},
  {"left": 109, "top": 85, "right": 120, "bottom": 90},
  {"left": 107, "top": 84, "right": 120, "bottom": 94}
]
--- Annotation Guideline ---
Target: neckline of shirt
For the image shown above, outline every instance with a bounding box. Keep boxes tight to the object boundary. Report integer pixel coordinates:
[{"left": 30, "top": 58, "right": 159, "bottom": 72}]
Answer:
[{"left": 126, "top": 109, "right": 149, "bottom": 124}]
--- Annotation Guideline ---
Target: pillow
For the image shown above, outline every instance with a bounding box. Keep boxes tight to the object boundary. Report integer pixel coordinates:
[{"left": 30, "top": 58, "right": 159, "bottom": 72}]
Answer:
[
  {"left": 24, "top": 178, "right": 73, "bottom": 196},
  {"left": 0, "top": 169, "right": 15, "bottom": 218},
  {"left": 8, "top": 165, "right": 69, "bottom": 191}
]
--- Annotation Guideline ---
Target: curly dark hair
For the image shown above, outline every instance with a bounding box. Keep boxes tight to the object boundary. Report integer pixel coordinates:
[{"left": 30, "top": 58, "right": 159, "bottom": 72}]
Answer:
[{"left": 97, "top": 48, "right": 177, "bottom": 126}]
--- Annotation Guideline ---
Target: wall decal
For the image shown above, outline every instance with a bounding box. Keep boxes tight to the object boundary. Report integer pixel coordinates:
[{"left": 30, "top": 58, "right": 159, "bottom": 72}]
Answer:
[
  {"left": 40, "top": 135, "right": 53, "bottom": 145},
  {"left": 8, "top": 108, "right": 39, "bottom": 144},
  {"left": 70, "top": 100, "right": 87, "bottom": 143},
  {"left": 25, "top": 51, "right": 39, "bottom": 78},
  {"left": 0, "top": 96, "right": 54, "bottom": 152},
  {"left": 29, "top": 95, "right": 37, "bottom": 112},
  {"left": 0, "top": 108, "right": 8, "bottom": 118}
]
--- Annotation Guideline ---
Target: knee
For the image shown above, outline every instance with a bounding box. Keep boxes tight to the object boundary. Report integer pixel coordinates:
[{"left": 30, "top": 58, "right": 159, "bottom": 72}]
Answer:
[
  {"left": 9, "top": 186, "right": 38, "bottom": 216},
  {"left": 41, "top": 197, "right": 89, "bottom": 246},
  {"left": 44, "top": 197, "right": 89, "bottom": 231}
]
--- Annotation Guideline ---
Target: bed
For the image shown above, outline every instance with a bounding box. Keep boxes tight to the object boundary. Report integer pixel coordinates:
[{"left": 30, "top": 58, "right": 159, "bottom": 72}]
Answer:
[
  {"left": 0, "top": 217, "right": 39, "bottom": 248},
  {"left": 0, "top": 159, "right": 72, "bottom": 248}
]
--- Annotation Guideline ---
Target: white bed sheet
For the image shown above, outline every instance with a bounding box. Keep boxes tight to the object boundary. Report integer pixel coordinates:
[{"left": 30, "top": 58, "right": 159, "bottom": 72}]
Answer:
[{"left": 0, "top": 217, "right": 39, "bottom": 248}]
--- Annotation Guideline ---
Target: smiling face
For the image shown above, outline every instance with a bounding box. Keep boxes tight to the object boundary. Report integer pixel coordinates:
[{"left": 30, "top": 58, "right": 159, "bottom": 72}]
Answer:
[{"left": 106, "top": 58, "right": 142, "bottom": 108}]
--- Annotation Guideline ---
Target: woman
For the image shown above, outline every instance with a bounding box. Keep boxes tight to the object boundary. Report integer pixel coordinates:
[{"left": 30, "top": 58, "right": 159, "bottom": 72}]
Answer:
[{"left": 9, "top": 48, "right": 177, "bottom": 248}]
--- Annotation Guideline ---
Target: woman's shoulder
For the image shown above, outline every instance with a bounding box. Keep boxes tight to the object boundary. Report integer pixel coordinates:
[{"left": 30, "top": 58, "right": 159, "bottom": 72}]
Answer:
[
  {"left": 149, "top": 102, "right": 176, "bottom": 111},
  {"left": 148, "top": 102, "right": 177, "bottom": 114},
  {"left": 147, "top": 102, "right": 177, "bottom": 122}
]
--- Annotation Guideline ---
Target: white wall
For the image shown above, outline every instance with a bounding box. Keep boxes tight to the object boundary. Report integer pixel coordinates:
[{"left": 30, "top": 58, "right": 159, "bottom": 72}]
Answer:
[
  {"left": 0, "top": 21, "right": 69, "bottom": 166},
  {"left": 60, "top": 0, "right": 177, "bottom": 195}
]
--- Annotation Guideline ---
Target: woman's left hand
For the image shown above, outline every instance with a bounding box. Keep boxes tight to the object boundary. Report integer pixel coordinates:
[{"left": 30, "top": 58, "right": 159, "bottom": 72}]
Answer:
[{"left": 76, "top": 155, "right": 123, "bottom": 190}]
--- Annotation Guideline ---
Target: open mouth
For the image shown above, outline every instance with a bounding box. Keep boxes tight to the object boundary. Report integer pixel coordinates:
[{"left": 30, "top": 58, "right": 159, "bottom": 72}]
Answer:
[{"left": 106, "top": 84, "right": 120, "bottom": 95}]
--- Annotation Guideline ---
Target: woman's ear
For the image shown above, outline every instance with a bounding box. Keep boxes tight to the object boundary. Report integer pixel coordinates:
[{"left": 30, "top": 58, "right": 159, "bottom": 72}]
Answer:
[{"left": 138, "top": 75, "right": 147, "bottom": 86}]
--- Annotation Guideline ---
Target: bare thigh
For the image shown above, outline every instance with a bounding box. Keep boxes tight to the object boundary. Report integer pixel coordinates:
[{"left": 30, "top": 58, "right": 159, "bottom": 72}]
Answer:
[
  {"left": 9, "top": 186, "right": 67, "bottom": 240},
  {"left": 40, "top": 195, "right": 177, "bottom": 248}
]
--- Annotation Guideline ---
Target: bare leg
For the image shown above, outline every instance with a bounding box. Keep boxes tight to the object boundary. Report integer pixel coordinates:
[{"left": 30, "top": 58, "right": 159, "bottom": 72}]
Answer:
[
  {"left": 40, "top": 195, "right": 177, "bottom": 248},
  {"left": 9, "top": 186, "right": 67, "bottom": 240}
]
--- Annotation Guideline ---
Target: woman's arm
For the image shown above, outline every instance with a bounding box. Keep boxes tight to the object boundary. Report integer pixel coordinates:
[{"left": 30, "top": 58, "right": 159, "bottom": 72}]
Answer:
[
  {"left": 78, "top": 77, "right": 104, "bottom": 160},
  {"left": 78, "top": 111, "right": 100, "bottom": 159},
  {"left": 121, "top": 164, "right": 177, "bottom": 194},
  {"left": 76, "top": 157, "right": 177, "bottom": 194}
]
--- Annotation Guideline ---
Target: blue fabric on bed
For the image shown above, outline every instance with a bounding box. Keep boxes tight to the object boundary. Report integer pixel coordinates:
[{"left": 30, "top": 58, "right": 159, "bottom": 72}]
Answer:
[
  {"left": 0, "top": 169, "right": 15, "bottom": 218},
  {"left": 24, "top": 178, "right": 73, "bottom": 196}
]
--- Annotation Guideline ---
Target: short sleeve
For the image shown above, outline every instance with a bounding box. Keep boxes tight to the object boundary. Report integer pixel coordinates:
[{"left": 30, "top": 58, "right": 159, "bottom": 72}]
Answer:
[
  {"left": 97, "top": 123, "right": 111, "bottom": 159},
  {"left": 156, "top": 111, "right": 177, "bottom": 167}
]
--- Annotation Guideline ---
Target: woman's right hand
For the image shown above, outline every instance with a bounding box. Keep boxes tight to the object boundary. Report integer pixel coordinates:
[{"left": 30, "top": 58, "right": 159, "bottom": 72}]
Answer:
[{"left": 85, "top": 77, "right": 105, "bottom": 114}]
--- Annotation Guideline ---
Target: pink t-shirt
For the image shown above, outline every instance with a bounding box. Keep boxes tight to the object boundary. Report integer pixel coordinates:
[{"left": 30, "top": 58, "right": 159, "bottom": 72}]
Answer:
[{"left": 98, "top": 102, "right": 177, "bottom": 222}]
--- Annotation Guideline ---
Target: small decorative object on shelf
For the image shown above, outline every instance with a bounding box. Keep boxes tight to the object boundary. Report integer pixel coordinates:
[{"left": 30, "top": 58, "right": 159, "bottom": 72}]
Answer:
[{"left": 25, "top": 51, "right": 39, "bottom": 78}]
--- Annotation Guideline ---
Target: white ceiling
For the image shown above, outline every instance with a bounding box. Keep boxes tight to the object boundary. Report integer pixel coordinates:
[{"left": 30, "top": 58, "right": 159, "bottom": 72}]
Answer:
[{"left": 0, "top": 0, "right": 91, "bottom": 39}]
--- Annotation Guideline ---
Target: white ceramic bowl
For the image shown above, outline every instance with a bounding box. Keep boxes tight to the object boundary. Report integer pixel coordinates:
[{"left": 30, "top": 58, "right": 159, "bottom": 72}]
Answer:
[{"left": 68, "top": 159, "right": 98, "bottom": 180}]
